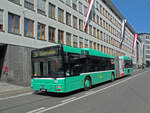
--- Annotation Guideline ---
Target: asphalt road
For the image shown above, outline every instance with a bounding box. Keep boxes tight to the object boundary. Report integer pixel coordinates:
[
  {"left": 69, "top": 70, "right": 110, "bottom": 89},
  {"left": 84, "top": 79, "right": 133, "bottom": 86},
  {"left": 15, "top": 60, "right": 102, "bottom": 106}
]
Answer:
[{"left": 0, "top": 69, "right": 150, "bottom": 113}]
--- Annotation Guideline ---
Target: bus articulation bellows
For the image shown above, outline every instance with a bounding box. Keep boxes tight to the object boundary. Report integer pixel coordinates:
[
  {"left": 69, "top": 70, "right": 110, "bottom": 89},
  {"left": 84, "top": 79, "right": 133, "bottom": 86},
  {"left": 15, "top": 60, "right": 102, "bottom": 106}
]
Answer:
[{"left": 31, "top": 45, "right": 133, "bottom": 93}]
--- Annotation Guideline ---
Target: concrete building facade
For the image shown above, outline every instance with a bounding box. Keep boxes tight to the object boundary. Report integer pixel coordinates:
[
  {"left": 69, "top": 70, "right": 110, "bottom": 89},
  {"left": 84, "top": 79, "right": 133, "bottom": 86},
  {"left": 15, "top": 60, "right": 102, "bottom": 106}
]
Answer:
[
  {"left": 0, "top": 0, "right": 136, "bottom": 85},
  {"left": 138, "top": 33, "right": 150, "bottom": 67},
  {"left": 136, "top": 39, "right": 143, "bottom": 68}
]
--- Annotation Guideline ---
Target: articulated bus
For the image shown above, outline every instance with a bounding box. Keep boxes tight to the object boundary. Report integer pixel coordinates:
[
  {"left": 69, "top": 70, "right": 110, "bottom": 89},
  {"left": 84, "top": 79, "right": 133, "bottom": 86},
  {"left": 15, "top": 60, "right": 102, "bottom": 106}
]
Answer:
[{"left": 31, "top": 45, "right": 133, "bottom": 93}]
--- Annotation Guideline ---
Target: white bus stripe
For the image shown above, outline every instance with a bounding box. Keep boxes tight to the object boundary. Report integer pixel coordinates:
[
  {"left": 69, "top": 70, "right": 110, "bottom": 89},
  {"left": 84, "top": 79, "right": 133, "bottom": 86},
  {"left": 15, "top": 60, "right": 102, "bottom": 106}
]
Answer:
[{"left": 81, "top": 70, "right": 115, "bottom": 75}]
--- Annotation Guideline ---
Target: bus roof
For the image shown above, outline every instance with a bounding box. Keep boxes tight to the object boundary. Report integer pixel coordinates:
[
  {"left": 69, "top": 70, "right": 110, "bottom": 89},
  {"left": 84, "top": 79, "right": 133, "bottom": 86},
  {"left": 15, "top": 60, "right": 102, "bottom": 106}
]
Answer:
[
  {"left": 83, "top": 48, "right": 115, "bottom": 58},
  {"left": 63, "top": 45, "right": 82, "bottom": 54},
  {"left": 63, "top": 45, "right": 115, "bottom": 59}
]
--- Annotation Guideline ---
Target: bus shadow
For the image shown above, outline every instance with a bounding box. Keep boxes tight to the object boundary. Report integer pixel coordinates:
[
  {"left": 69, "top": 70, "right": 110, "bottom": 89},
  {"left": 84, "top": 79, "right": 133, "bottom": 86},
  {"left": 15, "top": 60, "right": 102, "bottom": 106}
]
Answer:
[{"left": 34, "top": 89, "right": 85, "bottom": 98}]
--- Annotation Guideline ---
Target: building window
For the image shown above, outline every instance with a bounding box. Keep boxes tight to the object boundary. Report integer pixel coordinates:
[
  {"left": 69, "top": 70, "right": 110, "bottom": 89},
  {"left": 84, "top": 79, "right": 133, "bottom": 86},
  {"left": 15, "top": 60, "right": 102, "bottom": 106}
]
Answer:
[
  {"left": 72, "top": 0, "right": 77, "bottom": 10},
  {"left": 89, "top": 41, "right": 93, "bottom": 49},
  {"left": 97, "top": 29, "right": 99, "bottom": 39},
  {"left": 100, "top": 31, "right": 103, "bottom": 40},
  {"left": 78, "top": 2, "right": 83, "bottom": 14},
  {"left": 89, "top": 11, "right": 92, "bottom": 20},
  {"left": 104, "top": 46, "right": 106, "bottom": 53},
  {"left": 97, "top": 15, "right": 99, "bottom": 24},
  {"left": 94, "top": 42, "right": 96, "bottom": 49},
  {"left": 93, "top": 27, "right": 96, "bottom": 37},
  {"left": 84, "top": 5, "right": 87, "bottom": 16},
  {"left": 24, "top": 18, "right": 34, "bottom": 37},
  {"left": 79, "top": 19, "right": 83, "bottom": 31},
  {"left": 58, "top": 30, "right": 64, "bottom": 44},
  {"left": 49, "top": 3, "right": 55, "bottom": 19},
  {"left": 49, "top": 26, "right": 55, "bottom": 42},
  {"left": 100, "top": 18, "right": 102, "bottom": 26},
  {"left": 97, "top": 44, "right": 100, "bottom": 50},
  {"left": 79, "top": 37, "right": 83, "bottom": 48},
  {"left": 37, "top": 22, "right": 45, "bottom": 40},
  {"left": 96, "top": 1, "right": 99, "bottom": 10},
  {"left": 85, "top": 39, "right": 88, "bottom": 48},
  {"left": 66, "top": 12, "right": 71, "bottom": 26},
  {"left": 73, "top": 35, "right": 78, "bottom": 48},
  {"left": 58, "top": 8, "right": 64, "bottom": 23},
  {"left": 59, "top": 0, "right": 65, "bottom": 3},
  {"left": 85, "top": 0, "right": 90, "bottom": 3},
  {"left": 73, "top": 16, "right": 77, "bottom": 29},
  {"left": 66, "top": 0, "right": 71, "bottom": 6},
  {"left": 101, "top": 45, "right": 103, "bottom": 52},
  {"left": 92, "top": 12, "right": 96, "bottom": 22},
  {"left": 0, "top": 10, "right": 3, "bottom": 31},
  {"left": 37, "top": 0, "right": 46, "bottom": 15},
  {"left": 24, "top": 0, "right": 34, "bottom": 10},
  {"left": 66, "top": 33, "right": 71, "bottom": 46},
  {"left": 103, "top": 20, "right": 105, "bottom": 29},
  {"left": 8, "top": 0, "right": 20, "bottom": 4},
  {"left": 8, "top": 13, "right": 20, "bottom": 34},
  {"left": 100, "top": 4, "right": 102, "bottom": 14},
  {"left": 89, "top": 25, "right": 92, "bottom": 35}
]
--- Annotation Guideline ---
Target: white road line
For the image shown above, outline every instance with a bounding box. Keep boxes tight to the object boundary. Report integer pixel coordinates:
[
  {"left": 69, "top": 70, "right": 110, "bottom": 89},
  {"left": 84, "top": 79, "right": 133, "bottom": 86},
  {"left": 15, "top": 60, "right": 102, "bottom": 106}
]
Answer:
[
  {"left": 0, "top": 92, "right": 32, "bottom": 101},
  {"left": 85, "top": 91, "right": 95, "bottom": 95},
  {"left": 35, "top": 70, "right": 150, "bottom": 113},
  {"left": 61, "top": 97, "right": 76, "bottom": 103},
  {"left": 26, "top": 107, "right": 45, "bottom": 113}
]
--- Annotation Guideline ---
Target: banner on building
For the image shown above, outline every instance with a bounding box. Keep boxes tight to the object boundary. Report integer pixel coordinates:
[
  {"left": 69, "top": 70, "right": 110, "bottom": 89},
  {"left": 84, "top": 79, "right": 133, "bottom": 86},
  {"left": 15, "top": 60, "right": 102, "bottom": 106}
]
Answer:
[
  {"left": 84, "top": 0, "right": 95, "bottom": 31},
  {"left": 120, "top": 19, "right": 127, "bottom": 48},
  {"left": 132, "top": 34, "right": 138, "bottom": 54}
]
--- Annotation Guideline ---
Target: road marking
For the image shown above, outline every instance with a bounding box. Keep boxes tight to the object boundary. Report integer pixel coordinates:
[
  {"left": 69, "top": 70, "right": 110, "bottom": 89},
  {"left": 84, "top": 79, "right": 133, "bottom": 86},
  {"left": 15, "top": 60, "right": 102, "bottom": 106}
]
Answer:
[
  {"left": 34, "top": 70, "right": 150, "bottom": 113},
  {"left": 85, "top": 91, "right": 95, "bottom": 95},
  {"left": 26, "top": 107, "right": 45, "bottom": 113},
  {"left": 0, "top": 92, "right": 32, "bottom": 101},
  {"left": 61, "top": 97, "right": 76, "bottom": 103}
]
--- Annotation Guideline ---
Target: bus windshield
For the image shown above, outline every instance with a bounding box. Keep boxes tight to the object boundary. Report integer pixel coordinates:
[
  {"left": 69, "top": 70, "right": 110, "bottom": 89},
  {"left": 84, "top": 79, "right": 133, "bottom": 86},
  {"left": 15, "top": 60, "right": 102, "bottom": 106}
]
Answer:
[{"left": 32, "top": 56, "right": 64, "bottom": 78}]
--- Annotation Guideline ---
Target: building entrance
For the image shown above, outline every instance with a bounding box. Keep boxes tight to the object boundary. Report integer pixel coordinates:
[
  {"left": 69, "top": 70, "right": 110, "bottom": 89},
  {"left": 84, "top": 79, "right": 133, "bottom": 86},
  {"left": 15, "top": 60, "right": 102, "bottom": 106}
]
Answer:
[{"left": 0, "top": 45, "right": 7, "bottom": 80}]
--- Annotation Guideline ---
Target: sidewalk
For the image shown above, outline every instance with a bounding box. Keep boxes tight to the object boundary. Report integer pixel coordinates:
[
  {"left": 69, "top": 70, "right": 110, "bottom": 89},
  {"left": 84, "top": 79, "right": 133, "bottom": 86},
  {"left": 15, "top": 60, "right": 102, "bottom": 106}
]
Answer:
[
  {"left": 133, "top": 67, "right": 149, "bottom": 75},
  {"left": 0, "top": 82, "right": 32, "bottom": 97}
]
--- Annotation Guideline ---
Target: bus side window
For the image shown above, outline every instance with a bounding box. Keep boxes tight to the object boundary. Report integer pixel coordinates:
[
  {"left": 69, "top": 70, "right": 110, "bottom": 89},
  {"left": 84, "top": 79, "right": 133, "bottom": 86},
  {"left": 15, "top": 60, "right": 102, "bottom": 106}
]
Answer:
[{"left": 71, "top": 64, "right": 81, "bottom": 76}]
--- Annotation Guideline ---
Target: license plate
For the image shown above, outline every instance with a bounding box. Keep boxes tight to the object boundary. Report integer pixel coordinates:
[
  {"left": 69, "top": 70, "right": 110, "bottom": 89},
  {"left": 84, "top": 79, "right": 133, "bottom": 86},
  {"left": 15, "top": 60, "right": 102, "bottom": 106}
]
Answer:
[{"left": 40, "top": 89, "right": 47, "bottom": 92}]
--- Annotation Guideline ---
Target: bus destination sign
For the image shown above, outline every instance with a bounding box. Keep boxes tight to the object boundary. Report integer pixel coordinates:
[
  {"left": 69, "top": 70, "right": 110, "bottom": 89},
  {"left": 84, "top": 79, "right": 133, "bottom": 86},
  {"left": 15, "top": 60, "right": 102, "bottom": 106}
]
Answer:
[{"left": 32, "top": 48, "right": 58, "bottom": 58}]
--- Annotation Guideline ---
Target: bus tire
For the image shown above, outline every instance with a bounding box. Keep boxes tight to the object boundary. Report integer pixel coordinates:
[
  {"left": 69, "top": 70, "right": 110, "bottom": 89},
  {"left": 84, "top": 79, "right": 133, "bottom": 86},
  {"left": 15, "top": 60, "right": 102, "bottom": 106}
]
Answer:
[
  {"left": 84, "top": 77, "right": 92, "bottom": 91},
  {"left": 111, "top": 74, "right": 115, "bottom": 82}
]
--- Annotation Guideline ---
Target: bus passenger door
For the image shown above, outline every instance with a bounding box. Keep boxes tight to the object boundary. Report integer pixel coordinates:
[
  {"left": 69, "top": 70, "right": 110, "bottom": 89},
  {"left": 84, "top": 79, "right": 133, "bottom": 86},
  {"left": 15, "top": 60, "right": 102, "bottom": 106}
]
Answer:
[{"left": 65, "top": 65, "right": 81, "bottom": 92}]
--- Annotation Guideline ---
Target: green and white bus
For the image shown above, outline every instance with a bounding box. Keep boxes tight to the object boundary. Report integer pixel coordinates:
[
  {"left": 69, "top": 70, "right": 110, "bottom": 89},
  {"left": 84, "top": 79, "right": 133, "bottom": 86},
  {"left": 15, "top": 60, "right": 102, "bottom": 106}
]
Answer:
[{"left": 31, "top": 45, "right": 133, "bottom": 93}]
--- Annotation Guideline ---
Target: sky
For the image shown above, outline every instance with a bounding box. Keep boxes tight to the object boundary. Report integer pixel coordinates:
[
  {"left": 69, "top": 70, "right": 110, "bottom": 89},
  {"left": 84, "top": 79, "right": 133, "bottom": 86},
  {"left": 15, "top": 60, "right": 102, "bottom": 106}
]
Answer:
[{"left": 111, "top": 0, "right": 150, "bottom": 33}]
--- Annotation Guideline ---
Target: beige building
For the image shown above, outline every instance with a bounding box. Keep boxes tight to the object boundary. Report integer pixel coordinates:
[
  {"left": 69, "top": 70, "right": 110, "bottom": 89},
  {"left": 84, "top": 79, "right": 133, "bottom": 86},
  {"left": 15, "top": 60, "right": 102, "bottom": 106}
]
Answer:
[{"left": 0, "top": 0, "right": 136, "bottom": 84}]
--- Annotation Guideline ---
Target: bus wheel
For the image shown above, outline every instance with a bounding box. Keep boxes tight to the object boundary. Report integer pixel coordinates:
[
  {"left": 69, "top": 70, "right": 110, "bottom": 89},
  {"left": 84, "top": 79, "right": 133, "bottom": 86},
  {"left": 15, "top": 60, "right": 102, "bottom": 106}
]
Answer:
[
  {"left": 84, "top": 77, "right": 92, "bottom": 91},
  {"left": 111, "top": 74, "right": 115, "bottom": 82}
]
